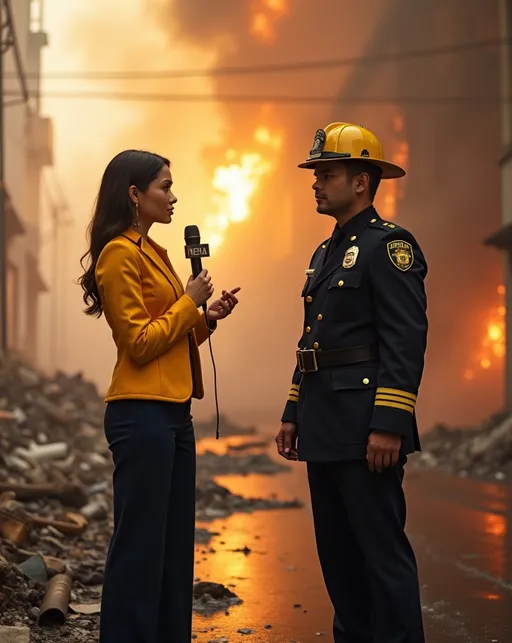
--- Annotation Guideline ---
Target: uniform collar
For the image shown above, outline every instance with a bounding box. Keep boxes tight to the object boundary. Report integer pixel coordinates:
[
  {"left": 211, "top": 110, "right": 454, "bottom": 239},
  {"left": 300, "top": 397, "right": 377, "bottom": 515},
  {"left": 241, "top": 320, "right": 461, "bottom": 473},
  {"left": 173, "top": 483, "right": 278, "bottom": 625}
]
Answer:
[
  {"left": 335, "top": 205, "right": 378, "bottom": 237},
  {"left": 306, "top": 205, "right": 379, "bottom": 295}
]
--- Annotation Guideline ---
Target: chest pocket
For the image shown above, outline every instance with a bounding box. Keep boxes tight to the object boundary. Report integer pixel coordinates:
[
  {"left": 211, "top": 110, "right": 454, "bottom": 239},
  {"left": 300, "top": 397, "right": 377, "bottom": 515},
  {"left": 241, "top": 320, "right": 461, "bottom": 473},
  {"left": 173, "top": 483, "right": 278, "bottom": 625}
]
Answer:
[{"left": 325, "top": 269, "right": 364, "bottom": 321}]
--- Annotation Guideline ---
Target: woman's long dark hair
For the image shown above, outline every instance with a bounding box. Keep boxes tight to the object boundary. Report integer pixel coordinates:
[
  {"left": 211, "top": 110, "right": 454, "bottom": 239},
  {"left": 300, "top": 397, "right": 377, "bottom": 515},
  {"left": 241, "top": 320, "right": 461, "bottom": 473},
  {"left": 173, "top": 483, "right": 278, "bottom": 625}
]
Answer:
[{"left": 79, "top": 149, "right": 170, "bottom": 317}]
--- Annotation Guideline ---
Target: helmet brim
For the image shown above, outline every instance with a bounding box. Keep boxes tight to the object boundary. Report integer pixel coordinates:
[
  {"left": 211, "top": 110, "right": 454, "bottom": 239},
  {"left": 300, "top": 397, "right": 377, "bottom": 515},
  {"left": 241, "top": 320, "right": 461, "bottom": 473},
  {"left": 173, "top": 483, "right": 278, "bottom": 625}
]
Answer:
[{"left": 297, "top": 156, "right": 406, "bottom": 179}]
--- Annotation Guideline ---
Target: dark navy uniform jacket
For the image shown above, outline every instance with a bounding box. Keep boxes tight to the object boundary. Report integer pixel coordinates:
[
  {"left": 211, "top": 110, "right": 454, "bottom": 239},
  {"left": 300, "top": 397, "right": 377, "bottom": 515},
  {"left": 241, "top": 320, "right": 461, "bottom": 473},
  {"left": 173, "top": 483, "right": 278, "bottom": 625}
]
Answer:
[{"left": 281, "top": 205, "right": 428, "bottom": 462}]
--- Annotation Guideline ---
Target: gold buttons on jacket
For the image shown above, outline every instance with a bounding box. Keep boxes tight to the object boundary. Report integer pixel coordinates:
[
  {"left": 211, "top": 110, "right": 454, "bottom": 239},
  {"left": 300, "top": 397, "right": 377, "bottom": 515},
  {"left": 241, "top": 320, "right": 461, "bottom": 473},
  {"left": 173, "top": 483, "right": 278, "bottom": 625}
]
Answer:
[
  {"left": 363, "top": 378, "right": 370, "bottom": 384},
  {"left": 322, "top": 244, "right": 326, "bottom": 249},
  {"left": 313, "top": 342, "right": 319, "bottom": 349},
  {"left": 350, "top": 235, "right": 357, "bottom": 241},
  {"left": 317, "top": 314, "right": 323, "bottom": 321},
  {"left": 306, "top": 296, "right": 313, "bottom": 303},
  {"left": 338, "top": 280, "right": 344, "bottom": 287},
  {"left": 370, "top": 218, "right": 377, "bottom": 223},
  {"left": 306, "top": 326, "right": 311, "bottom": 333}
]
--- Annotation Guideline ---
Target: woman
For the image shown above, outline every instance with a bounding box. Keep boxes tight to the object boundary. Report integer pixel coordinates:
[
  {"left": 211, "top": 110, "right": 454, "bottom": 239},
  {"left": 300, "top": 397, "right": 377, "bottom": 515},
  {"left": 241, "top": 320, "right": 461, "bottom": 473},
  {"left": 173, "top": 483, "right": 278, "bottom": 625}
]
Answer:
[{"left": 78, "top": 149, "right": 240, "bottom": 643}]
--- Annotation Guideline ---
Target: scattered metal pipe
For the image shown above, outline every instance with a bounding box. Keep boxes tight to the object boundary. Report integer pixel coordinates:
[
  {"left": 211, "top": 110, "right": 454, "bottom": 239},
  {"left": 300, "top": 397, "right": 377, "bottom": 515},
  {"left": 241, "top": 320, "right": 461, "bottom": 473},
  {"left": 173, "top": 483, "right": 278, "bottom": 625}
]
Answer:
[{"left": 37, "top": 573, "right": 72, "bottom": 627}]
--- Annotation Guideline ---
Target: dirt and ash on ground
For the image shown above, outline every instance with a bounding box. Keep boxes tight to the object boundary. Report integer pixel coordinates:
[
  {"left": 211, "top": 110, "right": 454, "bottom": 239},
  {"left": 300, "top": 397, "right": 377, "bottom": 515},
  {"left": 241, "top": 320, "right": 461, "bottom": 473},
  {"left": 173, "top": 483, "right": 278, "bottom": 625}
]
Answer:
[
  {"left": 0, "top": 355, "right": 301, "bottom": 642},
  {"left": 3, "top": 352, "right": 506, "bottom": 641}
]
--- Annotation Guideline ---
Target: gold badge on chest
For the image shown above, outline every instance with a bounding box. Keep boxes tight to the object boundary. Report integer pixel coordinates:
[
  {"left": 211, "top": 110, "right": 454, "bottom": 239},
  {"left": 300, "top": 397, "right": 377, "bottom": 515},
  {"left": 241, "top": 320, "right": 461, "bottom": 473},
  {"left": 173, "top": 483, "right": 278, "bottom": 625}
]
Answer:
[{"left": 342, "top": 246, "right": 359, "bottom": 269}]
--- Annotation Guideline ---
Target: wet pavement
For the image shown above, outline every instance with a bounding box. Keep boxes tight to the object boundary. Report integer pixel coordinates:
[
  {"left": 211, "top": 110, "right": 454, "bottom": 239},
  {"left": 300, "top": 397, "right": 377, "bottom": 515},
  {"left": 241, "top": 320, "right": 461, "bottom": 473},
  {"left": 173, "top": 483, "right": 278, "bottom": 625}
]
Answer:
[{"left": 193, "top": 430, "right": 512, "bottom": 642}]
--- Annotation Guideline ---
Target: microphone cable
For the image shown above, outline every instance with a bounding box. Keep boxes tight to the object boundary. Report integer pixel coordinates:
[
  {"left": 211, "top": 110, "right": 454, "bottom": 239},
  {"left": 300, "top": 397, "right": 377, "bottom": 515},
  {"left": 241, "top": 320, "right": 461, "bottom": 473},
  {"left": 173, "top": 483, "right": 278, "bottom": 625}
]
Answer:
[
  {"left": 203, "top": 305, "right": 220, "bottom": 440},
  {"left": 206, "top": 324, "right": 220, "bottom": 440}
]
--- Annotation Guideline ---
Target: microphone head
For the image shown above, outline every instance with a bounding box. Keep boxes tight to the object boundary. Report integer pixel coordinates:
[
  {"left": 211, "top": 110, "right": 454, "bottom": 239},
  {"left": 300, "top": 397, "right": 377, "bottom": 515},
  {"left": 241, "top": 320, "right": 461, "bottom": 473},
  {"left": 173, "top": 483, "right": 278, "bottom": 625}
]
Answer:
[{"left": 184, "top": 225, "right": 200, "bottom": 244}]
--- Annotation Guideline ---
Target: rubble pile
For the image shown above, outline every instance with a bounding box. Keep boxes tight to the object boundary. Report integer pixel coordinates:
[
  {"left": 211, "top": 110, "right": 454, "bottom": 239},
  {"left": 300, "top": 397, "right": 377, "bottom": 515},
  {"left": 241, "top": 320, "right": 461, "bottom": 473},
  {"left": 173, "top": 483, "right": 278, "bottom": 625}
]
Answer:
[
  {"left": 196, "top": 477, "right": 302, "bottom": 521},
  {"left": 0, "top": 354, "right": 301, "bottom": 640},
  {"left": 192, "top": 582, "right": 242, "bottom": 615},
  {"left": 412, "top": 410, "right": 512, "bottom": 480},
  {"left": 198, "top": 450, "right": 288, "bottom": 476},
  {"left": 0, "top": 355, "right": 112, "bottom": 641},
  {"left": 195, "top": 414, "right": 257, "bottom": 439}
]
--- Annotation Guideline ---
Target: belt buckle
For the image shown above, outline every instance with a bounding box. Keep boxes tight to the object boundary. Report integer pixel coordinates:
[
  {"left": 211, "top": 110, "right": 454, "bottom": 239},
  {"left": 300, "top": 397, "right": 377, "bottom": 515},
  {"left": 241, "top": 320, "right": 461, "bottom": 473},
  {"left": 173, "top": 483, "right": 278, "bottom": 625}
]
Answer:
[{"left": 297, "top": 349, "right": 318, "bottom": 374}]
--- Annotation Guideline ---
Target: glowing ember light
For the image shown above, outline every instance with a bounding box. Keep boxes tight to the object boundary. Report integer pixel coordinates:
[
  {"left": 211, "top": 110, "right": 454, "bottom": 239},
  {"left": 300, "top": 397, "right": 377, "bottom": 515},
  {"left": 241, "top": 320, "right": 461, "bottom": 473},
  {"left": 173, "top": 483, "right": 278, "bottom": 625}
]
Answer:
[
  {"left": 464, "top": 284, "right": 506, "bottom": 380},
  {"left": 254, "top": 127, "right": 282, "bottom": 150},
  {"left": 251, "top": 0, "right": 288, "bottom": 42},
  {"left": 204, "top": 125, "right": 283, "bottom": 251},
  {"left": 488, "top": 324, "right": 502, "bottom": 342}
]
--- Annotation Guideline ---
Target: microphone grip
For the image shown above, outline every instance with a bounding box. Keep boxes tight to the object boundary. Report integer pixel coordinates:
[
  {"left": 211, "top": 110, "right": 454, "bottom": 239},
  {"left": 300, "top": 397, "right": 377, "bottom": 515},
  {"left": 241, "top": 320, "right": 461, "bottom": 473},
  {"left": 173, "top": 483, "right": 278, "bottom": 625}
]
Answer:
[
  {"left": 190, "top": 257, "right": 203, "bottom": 279},
  {"left": 189, "top": 256, "right": 207, "bottom": 316}
]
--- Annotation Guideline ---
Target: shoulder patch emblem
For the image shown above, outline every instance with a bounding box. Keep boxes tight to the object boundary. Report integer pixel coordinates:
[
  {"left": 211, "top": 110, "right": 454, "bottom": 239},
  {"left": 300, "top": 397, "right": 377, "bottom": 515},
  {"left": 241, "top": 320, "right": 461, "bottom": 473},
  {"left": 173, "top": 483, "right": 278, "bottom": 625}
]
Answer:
[
  {"left": 387, "top": 240, "right": 414, "bottom": 271},
  {"left": 342, "top": 245, "right": 359, "bottom": 269}
]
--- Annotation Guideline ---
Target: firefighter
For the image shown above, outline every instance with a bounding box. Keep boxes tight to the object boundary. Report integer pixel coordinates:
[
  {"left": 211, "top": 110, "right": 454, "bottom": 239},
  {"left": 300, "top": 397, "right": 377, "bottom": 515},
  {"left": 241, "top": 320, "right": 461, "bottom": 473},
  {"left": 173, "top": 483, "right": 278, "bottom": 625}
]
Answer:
[{"left": 275, "top": 122, "right": 427, "bottom": 643}]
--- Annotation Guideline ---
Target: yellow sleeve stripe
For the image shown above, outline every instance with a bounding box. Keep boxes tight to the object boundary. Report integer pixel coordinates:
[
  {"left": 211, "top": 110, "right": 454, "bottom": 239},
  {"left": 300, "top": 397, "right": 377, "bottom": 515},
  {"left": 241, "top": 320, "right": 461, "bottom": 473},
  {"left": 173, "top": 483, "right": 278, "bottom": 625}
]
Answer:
[
  {"left": 375, "top": 393, "right": 416, "bottom": 408},
  {"left": 288, "top": 380, "right": 301, "bottom": 401},
  {"left": 374, "top": 400, "right": 415, "bottom": 414},
  {"left": 376, "top": 387, "right": 417, "bottom": 402}
]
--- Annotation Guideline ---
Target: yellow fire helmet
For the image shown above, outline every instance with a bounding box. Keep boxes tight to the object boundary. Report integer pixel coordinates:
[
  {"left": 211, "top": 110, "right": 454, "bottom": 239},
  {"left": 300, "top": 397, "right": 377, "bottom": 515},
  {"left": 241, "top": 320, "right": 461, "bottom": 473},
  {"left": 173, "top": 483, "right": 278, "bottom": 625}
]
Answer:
[{"left": 298, "top": 122, "right": 405, "bottom": 179}]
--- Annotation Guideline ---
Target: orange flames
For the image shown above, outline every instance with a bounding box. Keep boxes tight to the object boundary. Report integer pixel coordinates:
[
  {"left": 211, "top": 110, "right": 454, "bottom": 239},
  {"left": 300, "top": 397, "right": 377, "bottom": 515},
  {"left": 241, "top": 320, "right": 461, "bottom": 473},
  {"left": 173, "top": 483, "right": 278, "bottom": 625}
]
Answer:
[
  {"left": 204, "top": 124, "right": 283, "bottom": 251},
  {"left": 380, "top": 113, "right": 409, "bottom": 220},
  {"left": 464, "top": 284, "right": 506, "bottom": 381},
  {"left": 251, "top": 0, "right": 288, "bottom": 42}
]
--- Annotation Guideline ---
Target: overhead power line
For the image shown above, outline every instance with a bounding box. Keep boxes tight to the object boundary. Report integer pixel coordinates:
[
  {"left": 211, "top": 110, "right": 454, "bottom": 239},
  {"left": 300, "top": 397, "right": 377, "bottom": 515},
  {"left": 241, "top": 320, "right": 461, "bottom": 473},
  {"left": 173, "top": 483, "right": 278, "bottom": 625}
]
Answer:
[
  {"left": 11, "top": 89, "right": 511, "bottom": 106},
  {"left": 4, "top": 37, "right": 507, "bottom": 81}
]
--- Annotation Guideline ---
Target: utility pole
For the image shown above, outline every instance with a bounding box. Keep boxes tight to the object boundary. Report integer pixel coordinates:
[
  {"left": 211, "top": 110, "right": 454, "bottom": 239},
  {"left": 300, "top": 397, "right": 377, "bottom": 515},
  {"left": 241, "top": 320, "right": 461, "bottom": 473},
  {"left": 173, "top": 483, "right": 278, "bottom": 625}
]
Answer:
[
  {"left": 500, "top": 0, "right": 512, "bottom": 411},
  {"left": 0, "top": 0, "right": 6, "bottom": 354},
  {"left": 487, "top": 0, "right": 512, "bottom": 410},
  {"left": 0, "top": 0, "right": 30, "bottom": 355}
]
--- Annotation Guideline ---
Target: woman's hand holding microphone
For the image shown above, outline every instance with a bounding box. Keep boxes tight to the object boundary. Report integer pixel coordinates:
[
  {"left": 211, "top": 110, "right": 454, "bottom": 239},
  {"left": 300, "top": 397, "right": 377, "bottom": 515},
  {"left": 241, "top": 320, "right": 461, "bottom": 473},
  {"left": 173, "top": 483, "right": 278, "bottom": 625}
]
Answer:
[
  {"left": 186, "top": 269, "right": 214, "bottom": 307},
  {"left": 185, "top": 269, "right": 240, "bottom": 321}
]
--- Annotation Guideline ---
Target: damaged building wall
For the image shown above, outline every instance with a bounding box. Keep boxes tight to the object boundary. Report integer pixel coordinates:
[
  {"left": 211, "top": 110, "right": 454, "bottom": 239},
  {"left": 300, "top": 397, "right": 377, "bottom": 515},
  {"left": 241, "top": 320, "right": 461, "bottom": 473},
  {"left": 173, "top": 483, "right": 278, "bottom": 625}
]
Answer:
[{"left": 4, "top": 0, "right": 52, "bottom": 367}]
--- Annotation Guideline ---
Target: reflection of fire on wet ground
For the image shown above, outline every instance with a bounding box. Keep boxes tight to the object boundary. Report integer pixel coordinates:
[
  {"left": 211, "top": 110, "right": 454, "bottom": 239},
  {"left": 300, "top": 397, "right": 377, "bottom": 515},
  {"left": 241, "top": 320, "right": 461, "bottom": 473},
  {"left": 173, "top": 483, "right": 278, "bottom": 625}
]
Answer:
[{"left": 192, "top": 422, "right": 304, "bottom": 625}]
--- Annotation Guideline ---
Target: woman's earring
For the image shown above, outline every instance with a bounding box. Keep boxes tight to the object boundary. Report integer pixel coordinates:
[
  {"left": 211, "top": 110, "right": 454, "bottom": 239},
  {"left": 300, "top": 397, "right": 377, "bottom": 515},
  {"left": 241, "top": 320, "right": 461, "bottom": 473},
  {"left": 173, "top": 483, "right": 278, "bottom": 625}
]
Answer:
[{"left": 133, "top": 203, "right": 139, "bottom": 229}]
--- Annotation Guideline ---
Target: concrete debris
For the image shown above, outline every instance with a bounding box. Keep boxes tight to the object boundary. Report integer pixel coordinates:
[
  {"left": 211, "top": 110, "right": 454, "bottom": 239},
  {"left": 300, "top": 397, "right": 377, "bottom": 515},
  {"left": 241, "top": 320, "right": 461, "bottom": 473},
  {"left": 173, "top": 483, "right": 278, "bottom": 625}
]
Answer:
[
  {"left": 196, "top": 477, "right": 302, "bottom": 521},
  {"left": 412, "top": 410, "right": 512, "bottom": 480},
  {"left": 195, "top": 414, "right": 257, "bottom": 439},
  {"left": 193, "top": 581, "right": 242, "bottom": 614},
  {"left": 0, "top": 626, "right": 31, "bottom": 643},
  {"left": 195, "top": 528, "right": 220, "bottom": 545},
  {"left": 227, "top": 440, "right": 269, "bottom": 452},
  {"left": 198, "top": 450, "right": 288, "bottom": 475},
  {"left": 0, "top": 354, "right": 302, "bottom": 641}
]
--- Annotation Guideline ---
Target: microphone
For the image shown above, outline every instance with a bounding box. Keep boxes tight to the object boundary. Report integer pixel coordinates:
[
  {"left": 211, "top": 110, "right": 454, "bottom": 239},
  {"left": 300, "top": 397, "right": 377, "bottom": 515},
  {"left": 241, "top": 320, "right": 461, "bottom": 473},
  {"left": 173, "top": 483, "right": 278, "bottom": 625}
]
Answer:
[
  {"left": 184, "top": 225, "right": 210, "bottom": 313},
  {"left": 184, "top": 225, "right": 220, "bottom": 441}
]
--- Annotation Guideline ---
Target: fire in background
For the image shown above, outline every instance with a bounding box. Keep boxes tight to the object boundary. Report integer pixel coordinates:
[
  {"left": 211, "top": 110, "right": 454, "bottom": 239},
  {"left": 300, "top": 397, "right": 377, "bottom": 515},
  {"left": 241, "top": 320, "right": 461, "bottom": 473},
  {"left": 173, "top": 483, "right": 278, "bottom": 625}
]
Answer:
[
  {"left": 204, "top": 117, "right": 283, "bottom": 251},
  {"left": 464, "top": 284, "right": 506, "bottom": 382}
]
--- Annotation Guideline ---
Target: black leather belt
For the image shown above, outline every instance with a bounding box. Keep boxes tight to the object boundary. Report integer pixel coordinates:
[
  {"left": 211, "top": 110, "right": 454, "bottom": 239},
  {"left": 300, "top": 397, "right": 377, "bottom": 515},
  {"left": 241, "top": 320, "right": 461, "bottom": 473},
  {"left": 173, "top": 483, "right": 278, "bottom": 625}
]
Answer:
[{"left": 296, "top": 344, "right": 378, "bottom": 374}]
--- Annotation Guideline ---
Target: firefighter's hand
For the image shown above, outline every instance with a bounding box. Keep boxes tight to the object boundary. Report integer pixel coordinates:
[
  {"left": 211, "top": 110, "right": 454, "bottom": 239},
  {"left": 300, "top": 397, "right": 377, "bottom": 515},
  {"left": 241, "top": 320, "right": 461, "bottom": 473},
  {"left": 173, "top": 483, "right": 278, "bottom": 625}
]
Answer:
[
  {"left": 366, "top": 430, "right": 401, "bottom": 473},
  {"left": 276, "top": 422, "right": 298, "bottom": 461}
]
